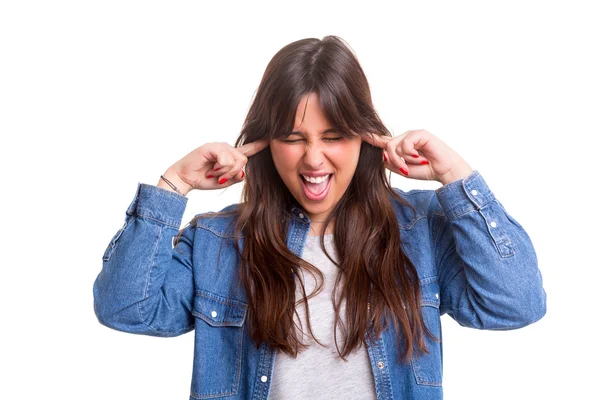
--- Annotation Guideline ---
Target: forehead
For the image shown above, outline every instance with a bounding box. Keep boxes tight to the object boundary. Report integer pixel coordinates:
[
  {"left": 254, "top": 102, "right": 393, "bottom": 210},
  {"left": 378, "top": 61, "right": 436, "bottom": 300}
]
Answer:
[
  {"left": 272, "top": 92, "right": 359, "bottom": 140},
  {"left": 293, "top": 93, "right": 331, "bottom": 130}
]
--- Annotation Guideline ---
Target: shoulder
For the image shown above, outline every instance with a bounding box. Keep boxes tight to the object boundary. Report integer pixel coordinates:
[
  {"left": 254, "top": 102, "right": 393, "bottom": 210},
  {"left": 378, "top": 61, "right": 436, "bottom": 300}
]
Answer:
[
  {"left": 388, "top": 187, "right": 443, "bottom": 229},
  {"left": 190, "top": 203, "right": 242, "bottom": 238}
]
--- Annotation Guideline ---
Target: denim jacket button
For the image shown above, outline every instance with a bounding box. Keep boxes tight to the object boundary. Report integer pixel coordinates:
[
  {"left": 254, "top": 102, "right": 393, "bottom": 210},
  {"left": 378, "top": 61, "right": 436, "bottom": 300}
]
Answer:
[
  {"left": 471, "top": 189, "right": 478, "bottom": 196},
  {"left": 211, "top": 311, "right": 217, "bottom": 318},
  {"left": 435, "top": 293, "right": 439, "bottom": 299},
  {"left": 298, "top": 213, "right": 304, "bottom": 219},
  {"left": 261, "top": 375, "right": 268, "bottom": 383},
  {"left": 377, "top": 361, "right": 384, "bottom": 369},
  {"left": 490, "top": 221, "right": 497, "bottom": 228}
]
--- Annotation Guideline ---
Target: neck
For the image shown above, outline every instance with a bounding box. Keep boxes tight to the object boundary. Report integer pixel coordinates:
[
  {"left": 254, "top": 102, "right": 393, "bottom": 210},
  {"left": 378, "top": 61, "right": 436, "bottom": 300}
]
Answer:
[{"left": 308, "top": 220, "right": 334, "bottom": 236}]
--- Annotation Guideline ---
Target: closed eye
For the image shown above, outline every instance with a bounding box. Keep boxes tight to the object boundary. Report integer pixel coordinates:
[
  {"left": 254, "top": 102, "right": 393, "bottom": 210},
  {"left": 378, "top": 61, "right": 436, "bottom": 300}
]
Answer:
[{"left": 283, "top": 138, "right": 344, "bottom": 143}]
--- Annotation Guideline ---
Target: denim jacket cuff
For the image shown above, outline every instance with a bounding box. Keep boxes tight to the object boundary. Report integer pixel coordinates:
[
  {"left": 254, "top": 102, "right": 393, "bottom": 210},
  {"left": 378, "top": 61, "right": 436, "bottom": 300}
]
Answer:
[
  {"left": 126, "top": 183, "right": 188, "bottom": 229},
  {"left": 434, "top": 170, "right": 495, "bottom": 221}
]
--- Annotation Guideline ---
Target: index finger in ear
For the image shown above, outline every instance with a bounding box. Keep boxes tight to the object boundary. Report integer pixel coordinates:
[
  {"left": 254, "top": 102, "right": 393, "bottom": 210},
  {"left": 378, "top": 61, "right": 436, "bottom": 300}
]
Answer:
[
  {"left": 237, "top": 138, "right": 270, "bottom": 157},
  {"left": 360, "top": 132, "right": 390, "bottom": 149}
]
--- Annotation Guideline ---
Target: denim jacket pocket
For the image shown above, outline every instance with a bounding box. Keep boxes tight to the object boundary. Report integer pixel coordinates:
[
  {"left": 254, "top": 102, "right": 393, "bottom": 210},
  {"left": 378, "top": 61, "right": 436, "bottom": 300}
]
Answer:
[
  {"left": 190, "top": 291, "right": 248, "bottom": 399},
  {"left": 411, "top": 279, "right": 443, "bottom": 387},
  {"left": 102, "top": 221, "right": 128, "bottom": 262}
]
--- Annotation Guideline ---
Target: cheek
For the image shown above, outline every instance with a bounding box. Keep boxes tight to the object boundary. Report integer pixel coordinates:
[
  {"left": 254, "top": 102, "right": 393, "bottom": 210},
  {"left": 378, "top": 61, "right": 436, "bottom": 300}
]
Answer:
[
  {"left": 272, "top": 145, "right": 301, "bottom": 172},
  {"left": 331, "top": 143, "right": 361, "bottom": 168}
]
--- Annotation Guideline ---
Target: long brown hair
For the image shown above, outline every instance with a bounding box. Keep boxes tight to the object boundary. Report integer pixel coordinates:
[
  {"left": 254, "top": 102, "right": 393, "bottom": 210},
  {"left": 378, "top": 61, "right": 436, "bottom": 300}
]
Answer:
[{"left": 176, "top": 35, "right": 439, "bottom": 364}]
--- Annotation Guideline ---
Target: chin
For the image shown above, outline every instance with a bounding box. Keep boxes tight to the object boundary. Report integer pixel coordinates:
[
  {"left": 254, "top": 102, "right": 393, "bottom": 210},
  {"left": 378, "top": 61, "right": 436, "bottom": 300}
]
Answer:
[{"left": 300, "top": 199, "right": 335, "bottom": 217}]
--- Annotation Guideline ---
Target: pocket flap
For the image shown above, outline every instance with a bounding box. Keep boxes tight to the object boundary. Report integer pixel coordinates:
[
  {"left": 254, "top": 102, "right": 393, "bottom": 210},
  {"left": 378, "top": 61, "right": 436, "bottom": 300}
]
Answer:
[
  {"left": 419, "top": 279, "right": 441, "bottom": 308},
  {"left": 192, "top": 291, "right": 248, "bottom": 327}
]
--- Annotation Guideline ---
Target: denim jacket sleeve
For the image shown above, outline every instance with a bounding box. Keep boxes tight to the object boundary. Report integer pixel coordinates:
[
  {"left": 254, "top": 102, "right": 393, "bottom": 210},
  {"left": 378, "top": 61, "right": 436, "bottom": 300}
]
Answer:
[
  {"left": 432, "top": 170, "right": 547, "bottom": 330},
  {"left": 93, "top": 183, "right": 195, "bottom": 337}
]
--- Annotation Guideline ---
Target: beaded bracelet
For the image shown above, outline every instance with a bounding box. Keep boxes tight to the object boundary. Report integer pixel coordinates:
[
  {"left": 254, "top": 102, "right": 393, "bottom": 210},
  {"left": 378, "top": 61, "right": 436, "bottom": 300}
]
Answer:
[{"left": 160, "top": 175, "right": 185, "bottom": 196}]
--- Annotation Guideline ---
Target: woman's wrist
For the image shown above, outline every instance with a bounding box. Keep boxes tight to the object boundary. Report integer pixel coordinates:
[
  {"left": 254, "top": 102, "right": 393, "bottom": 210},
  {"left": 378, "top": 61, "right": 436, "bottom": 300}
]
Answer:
[
  {"left": 438, "top": 160, "right": 474, "bottom": 186},
  {"left": 157, "top": 168, "right": 193, "bottom": 196}
]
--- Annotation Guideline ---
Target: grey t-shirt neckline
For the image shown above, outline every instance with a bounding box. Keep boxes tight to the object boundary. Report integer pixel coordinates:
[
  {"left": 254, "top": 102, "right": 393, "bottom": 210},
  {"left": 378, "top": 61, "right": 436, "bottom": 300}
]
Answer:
[{"left": 306, "top": 233, "right": 334, "bottom": 239}]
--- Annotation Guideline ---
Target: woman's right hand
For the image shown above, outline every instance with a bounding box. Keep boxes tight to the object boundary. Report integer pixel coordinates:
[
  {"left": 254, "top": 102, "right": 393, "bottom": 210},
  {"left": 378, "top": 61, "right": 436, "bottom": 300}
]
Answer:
[{"left": 166, "top": 139, "right": 270, "bottom": 193}]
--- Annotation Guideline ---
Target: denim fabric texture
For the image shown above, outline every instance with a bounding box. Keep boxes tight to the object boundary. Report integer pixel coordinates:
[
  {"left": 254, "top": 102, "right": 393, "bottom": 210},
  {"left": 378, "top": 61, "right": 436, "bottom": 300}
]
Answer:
[{"left": 93, "top": 170, "right": 547, "bottom": 399}]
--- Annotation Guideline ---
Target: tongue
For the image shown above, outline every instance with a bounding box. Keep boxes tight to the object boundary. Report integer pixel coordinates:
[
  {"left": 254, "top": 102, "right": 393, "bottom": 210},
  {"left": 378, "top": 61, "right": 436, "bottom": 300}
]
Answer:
[{"left": 305, "top": 179, "right": 328, "bottom": 194}]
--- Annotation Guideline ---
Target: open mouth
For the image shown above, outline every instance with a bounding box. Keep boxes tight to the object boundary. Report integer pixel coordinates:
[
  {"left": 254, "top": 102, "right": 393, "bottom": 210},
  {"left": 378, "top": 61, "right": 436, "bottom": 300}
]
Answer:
[{"left": 299, "top": 174, "right": 333, "bottom": 201}]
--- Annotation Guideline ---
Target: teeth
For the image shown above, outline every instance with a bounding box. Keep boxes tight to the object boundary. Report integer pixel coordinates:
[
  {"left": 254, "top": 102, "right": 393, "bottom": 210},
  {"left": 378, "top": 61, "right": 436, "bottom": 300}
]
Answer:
[{"left": 301, "top": 174, "right": 331, "bottom": 184}]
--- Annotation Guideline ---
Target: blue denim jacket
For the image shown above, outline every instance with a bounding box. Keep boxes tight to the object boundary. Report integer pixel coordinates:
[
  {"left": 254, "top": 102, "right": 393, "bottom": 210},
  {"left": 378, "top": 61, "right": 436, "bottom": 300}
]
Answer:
[{"left": 93, "top": 170, "right": 546, "bottom": 399}]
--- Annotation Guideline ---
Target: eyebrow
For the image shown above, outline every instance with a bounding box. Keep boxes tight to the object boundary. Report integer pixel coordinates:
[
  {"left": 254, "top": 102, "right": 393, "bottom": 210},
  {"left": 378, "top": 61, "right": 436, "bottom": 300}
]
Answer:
[{"left": 290, "top": 128, "right": 338, "bottom": 136}]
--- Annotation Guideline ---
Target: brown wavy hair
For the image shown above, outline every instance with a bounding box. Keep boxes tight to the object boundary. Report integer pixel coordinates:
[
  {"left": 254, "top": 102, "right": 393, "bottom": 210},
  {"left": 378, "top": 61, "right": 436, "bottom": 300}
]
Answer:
[{"left": 175, "top": 35, "right": 439, "bottom": 364}]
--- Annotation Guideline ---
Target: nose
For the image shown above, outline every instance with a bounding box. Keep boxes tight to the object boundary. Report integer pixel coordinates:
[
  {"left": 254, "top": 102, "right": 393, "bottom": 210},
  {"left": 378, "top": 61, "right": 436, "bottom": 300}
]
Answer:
[{"left": 302, "top": 140, "right": 326, "bottom": 169}]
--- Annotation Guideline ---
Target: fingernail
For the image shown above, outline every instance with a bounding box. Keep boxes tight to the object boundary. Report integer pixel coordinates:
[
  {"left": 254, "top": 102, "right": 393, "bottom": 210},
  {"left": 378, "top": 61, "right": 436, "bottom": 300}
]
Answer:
[
  {"left": 241, "top": 171, "right": 245, "bottom": 178},
  {"left": 411, "top": 154, "right": 419, "bottom": 158},
  {"left": 400, "top": 167, "right": 409, "bottom": 176},
  {"left": 383, "top": 153, "right": 388, "bottom": 162},
  {"left": 207, "top": 174, "right": 214, "bottom": 178},
  {"left": 420, "top": 160, "right": 429, "bottom": 165},
  {"left": 219, "top": 178, "right": 227, "bottom": 184},
  {"left": 214, "top": 167, "right": 221, "bottom": 171}
]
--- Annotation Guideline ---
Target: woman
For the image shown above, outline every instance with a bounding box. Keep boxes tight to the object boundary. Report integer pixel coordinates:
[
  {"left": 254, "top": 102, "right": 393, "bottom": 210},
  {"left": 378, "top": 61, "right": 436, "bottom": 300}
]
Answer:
[{"left": 93, "top": 36, "right": 547, "bottom": 399}]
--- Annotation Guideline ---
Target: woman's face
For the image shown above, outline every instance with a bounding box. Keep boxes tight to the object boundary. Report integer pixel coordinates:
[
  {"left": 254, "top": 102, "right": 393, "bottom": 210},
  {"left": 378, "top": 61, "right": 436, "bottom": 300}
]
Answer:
[{"left": 270, "top": 92, "right": 362, "bottom": 223}]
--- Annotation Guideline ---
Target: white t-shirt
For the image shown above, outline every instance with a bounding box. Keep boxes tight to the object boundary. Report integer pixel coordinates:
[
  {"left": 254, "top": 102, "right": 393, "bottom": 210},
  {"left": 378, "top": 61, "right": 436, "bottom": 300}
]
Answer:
[{"left": 268, "top": 234, "right": 377, "bottom": 399}]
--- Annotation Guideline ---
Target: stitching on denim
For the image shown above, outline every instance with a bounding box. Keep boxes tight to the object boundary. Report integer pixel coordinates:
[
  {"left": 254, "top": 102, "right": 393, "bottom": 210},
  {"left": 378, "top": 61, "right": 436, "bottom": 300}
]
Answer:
[
  {"left": 363, "top": 330, "right": 381, "bottom": 398},
  {"left": 190, "top": 388, "right": 237, "bottom": 399},
  {"left": 189, "top": 315, "right": 244, "bottom": 398},
  {"left": 419, "top": 276, "right": 438, "bottom": 285},
  {"left": 372, "top": 331, "right": 393, "bottom": 398},
  {"left": 290, "top": 215, "right": 308, "bottom": 224},
  {"left": 144, "top": 183, "right": 188, "bottom": 202},
  {"left": 233, "top": 320, "right": 244, "bottom": 390},
  {"left": 440, "top": 305, "right": 476, "bottom": 313},
  {"left": 416, "top": 379, "right": 443, "bottom": 386},
  {"left": 102, "top": 242, "right": 115, "bottom": 262},
  {"left": 192, "top": 312, "right": 245, "bottom": 327},
  {"left": 419, "top": 278, "right": 440, "bottom": 308},
  {"left": 498, "top": 241, "right": 515, "bottom": 258},
  {"left": 143, "top": 224, "right": 161, "bottom": 300},
  {"left": 102, "top": 220, "right": 131, "bottom": 261},
  {"left": 436, "top": 192, "right": 496, "bottom": 221},
  {"left": 448, "top": 206, "right": 478, "bottom": 220},
  {"left": 399, "top": 214, "right": 428, "bottom": 230},
  {"left": 253, "top": 342, "right": 274, "bottom": 399},
  {"left": 135, "top": 223, "right": 164, "bottom": 335},
  {"left": 411, "top": 306, "right": 443, "bottom": 386},
  {"left": 252, "top": 343, "right": 264, "bottom": 399},
  {"left": 121, "top": 217, "right": 194, "bottom": 336},
  {"left": 431, "top": 213, "right": 445, "bottom": 262},
  {"left": 195, "top": 223, "right": 237, "bottom": 239},
  {"left": 135, "top": 211, "right": 181, "bottom": 229},
  {"left": 479, "top": 204, "right": 516, "bottom": 258},
  {"left": 195, "top": 290, "right": 248, "bottom": 308},
  {"left": 441, "top": 260, "right": 481, "bottom": 327},
  {"left": 194, "top": 211, "right": 310, "bottom": 239},
  {"left": 434, "top": 178, "right": 464, "bottom": 195},
  {"left": 192, "top": 291, "right": 247, "bottom": 327},
  {"left": 134, "top": 224, "right": 192, "bottom": 336}
]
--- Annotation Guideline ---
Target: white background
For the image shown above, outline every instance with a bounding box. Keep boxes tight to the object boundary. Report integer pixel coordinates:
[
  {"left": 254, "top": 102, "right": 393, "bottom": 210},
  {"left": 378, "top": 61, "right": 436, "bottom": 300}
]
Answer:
[{"left": 1, "top": 1, "right": 597, "bottom": 399}]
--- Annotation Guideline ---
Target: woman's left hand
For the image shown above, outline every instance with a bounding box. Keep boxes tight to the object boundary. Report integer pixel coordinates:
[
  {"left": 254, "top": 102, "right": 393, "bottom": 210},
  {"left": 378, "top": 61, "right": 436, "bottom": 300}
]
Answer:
[{"left": 361, "top": 129, "right": 474, "bottom": 185}]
